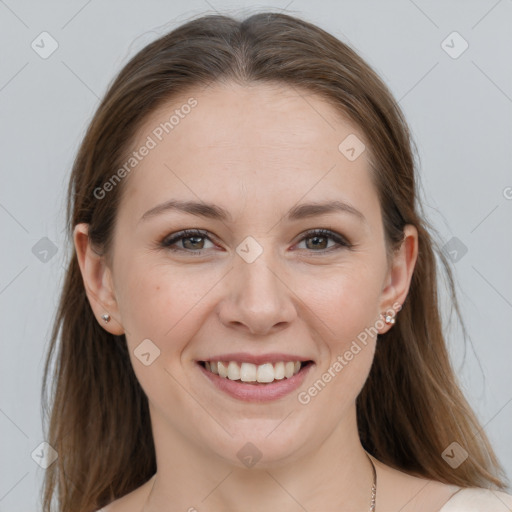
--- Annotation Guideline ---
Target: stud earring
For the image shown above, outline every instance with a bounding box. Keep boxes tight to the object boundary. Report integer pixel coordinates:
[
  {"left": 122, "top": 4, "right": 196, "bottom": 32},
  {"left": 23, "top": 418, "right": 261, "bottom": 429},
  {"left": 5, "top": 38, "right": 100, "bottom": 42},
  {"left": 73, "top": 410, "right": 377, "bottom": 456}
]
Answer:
[
  {"left": 384, "top": 314, "right": 396, "bottom": 325},
  {"left": 101, "top": 313, "right": 111, "bottom": 323}
]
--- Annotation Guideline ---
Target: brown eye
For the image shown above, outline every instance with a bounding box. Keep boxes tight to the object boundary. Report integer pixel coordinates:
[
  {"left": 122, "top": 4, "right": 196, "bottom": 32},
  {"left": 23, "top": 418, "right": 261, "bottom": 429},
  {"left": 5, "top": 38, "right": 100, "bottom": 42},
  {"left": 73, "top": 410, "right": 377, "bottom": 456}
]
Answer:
[
  {"left": 296, "top": 229, "right": 352, "bottom": 252},
  {"left": 181, "top": 235, "right": 206, "bottom": 250},
  {"left": 161, "top": 229, "right": 215, "bottom": 254},
  {"left": 304, "top": 234, "right": 329, "bottom": 250}
]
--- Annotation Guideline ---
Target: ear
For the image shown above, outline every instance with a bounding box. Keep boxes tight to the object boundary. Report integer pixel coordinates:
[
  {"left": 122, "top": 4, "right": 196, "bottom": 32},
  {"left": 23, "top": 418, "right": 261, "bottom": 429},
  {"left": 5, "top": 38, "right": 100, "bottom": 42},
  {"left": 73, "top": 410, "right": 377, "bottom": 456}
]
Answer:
[
  {"left": 377, "top": 224, "right": 418, "bottom": 334},
  {"left": 73, "top": 223, "right": 124, "bottom": 335}
]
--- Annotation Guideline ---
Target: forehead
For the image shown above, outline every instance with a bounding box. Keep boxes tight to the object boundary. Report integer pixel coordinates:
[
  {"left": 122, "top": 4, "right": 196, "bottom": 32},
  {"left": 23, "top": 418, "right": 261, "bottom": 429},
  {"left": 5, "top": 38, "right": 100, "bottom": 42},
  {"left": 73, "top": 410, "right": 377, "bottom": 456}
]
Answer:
[
  {"left": 136, "top": 81, "right": 362, "bottom": 150},
  {"left": 119, "top": 81, "right": 378, "bottom": 222}
]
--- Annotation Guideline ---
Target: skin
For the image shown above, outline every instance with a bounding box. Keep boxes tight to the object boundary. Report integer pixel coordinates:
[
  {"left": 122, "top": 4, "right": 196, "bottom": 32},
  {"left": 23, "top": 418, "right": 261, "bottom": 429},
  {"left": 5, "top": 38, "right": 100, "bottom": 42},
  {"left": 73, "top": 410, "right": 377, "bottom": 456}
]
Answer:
[{"left": 74, "top": 82, "right": 461, "bottom": 511}]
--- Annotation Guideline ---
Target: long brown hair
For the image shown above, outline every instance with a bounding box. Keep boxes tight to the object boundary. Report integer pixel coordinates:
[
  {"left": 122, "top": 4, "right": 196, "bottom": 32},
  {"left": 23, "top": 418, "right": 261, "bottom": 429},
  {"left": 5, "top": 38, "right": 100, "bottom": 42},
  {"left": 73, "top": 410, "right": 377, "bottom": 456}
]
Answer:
[{"left": 41, "top": 11, "right": 509, "bottom": 512}]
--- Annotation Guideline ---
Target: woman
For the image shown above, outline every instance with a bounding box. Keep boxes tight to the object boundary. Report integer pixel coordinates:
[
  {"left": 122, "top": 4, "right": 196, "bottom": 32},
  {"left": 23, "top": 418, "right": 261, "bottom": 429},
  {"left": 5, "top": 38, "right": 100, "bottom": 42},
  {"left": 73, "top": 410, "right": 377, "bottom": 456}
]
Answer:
[{"left": 42, "top": 11, "right": 511, "bottom": 512}]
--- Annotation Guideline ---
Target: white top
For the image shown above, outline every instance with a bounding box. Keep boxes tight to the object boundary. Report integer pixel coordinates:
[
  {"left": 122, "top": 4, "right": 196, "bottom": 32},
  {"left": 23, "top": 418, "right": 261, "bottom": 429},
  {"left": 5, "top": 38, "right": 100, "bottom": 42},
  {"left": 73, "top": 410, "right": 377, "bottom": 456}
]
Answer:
[
  {"left": 439, "top": 487, "right": 512, "bottom": 511},
  {"left": 95, "top": 487, "right": 512, "bottom": 512}
]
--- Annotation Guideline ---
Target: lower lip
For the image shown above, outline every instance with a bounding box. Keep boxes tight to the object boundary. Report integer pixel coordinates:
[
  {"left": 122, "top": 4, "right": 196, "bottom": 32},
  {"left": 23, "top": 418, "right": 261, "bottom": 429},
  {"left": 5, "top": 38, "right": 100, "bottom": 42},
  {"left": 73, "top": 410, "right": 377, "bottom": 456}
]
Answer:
[{"left": 197, "top": 362, "right": 314, "bottom": 402}]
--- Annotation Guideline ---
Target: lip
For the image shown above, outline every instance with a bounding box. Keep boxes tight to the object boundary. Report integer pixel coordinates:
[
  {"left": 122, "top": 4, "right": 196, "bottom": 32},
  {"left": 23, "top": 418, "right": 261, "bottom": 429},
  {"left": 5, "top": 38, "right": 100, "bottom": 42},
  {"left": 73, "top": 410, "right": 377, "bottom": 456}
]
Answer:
[
  {"left": 197, "top": 360, "right": 315, "bottom": 402},
  {"left": 198, "top": 352, "right": 313, "bottom": 366}
]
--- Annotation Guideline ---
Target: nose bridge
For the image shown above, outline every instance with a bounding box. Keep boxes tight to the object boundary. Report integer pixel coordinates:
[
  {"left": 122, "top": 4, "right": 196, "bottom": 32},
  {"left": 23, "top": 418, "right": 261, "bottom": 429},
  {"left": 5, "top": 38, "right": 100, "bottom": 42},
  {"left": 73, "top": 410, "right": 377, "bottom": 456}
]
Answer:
[
  {"left": 237, "top": 249, "right": 281, "bottom": 299},
  {"left": 220, "top": 238, "right": 295, "bottom": 334},
  {"left": 236, "top": 240, "right": 283, "bottom": 301}
]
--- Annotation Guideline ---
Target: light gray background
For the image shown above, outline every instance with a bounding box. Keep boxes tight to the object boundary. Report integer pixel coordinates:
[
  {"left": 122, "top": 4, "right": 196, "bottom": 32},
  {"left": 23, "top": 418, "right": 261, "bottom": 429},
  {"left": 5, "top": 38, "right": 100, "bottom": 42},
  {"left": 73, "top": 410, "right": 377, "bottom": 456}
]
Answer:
[{"left": 1, "top": 0, "right": 511, "bottom": 510}]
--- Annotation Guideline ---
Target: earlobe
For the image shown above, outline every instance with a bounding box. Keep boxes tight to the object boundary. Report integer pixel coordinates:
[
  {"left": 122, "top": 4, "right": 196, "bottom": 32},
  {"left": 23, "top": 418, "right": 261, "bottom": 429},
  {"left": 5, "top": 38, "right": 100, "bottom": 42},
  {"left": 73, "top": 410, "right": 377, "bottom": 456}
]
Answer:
[
  {"left": 377, "top": 224, "right": 418, "bottom": 334},
  {"left": 73, "top": 223, "right": 125, "bottom": 335}
]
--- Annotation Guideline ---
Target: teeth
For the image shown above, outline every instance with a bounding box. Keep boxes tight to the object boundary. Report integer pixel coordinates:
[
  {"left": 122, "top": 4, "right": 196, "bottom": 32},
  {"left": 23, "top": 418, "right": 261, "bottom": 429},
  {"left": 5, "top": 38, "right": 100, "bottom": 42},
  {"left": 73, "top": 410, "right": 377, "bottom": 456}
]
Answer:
[
  {"left": 274, "top": 361, "right": 285, "bottom": 380},
  {"left": 227, "top": 361, "right": 240, "bottom": 380},
  {"left": 257, "top": 363, "right": 274, "bottom": 383},
  {"left": 218, "top": 361, "right": 228, "bottom": 378},
  {"left": 203, "top": 360, "right": 305, "bottom": 383},
  {"left": 240, "top": 362, "right": 257, "bottom": 382},
  {"left": 285, "top": 361, "right": 295, "bottom": 378}
]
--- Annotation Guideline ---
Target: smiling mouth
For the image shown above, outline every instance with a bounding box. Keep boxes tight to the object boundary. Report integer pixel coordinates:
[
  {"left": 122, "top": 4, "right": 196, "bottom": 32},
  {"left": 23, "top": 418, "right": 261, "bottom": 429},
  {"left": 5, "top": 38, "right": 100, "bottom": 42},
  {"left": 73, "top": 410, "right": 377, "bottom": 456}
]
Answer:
[{"left": 198, "top": 360, "right": 314, "bottom": 385}]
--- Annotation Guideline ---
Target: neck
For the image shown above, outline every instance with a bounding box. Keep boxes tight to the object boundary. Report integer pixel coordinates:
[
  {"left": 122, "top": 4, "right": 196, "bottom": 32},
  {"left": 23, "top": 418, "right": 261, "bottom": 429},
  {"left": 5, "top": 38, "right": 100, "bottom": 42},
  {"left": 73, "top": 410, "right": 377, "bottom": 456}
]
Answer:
[{"left": 144, "top": 404, "right": 376, "bottom": 512}]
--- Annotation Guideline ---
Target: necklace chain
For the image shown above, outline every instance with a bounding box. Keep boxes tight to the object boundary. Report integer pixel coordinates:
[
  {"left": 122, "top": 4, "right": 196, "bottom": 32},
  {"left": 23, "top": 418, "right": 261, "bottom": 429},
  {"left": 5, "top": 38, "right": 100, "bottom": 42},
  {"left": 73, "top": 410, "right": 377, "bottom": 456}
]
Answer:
[
  {"left": 143, "top": 451, "right": 377, "bottom": 511},
  {"left": 367, "top": 451, "right": 377, "bottom": 512}
]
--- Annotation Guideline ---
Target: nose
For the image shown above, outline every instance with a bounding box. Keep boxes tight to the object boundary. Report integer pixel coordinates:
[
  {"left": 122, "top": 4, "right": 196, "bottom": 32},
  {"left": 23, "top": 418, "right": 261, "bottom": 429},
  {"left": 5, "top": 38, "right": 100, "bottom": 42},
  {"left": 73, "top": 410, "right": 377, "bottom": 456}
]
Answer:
[{"left": 217, "top": 250, "right": 297, "bottom": 336}]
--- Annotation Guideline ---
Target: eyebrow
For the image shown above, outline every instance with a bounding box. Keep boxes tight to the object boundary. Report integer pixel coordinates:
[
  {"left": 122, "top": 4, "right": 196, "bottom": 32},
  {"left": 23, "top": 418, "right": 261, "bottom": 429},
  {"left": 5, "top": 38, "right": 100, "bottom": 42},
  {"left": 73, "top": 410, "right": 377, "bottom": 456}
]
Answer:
[{"left": 139, "top": 199, "right": 366, "bottom": 224}]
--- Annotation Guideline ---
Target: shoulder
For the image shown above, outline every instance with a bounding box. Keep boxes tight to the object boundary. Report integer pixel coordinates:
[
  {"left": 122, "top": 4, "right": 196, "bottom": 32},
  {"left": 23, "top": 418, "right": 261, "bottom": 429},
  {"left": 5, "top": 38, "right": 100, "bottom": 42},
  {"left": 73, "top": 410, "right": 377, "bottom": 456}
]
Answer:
[{"left": 439, "top": 487, "right": 512, "bottom": 511}]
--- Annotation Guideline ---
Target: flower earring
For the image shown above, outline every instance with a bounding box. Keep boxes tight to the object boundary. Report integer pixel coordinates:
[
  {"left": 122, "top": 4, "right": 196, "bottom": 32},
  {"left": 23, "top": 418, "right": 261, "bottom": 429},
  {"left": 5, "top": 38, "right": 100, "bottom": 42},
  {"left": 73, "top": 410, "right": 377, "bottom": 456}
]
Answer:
[
  {"left": 101, "top": 313, "right": 111, "bottom": 323},
  {"left": 379, "top": 304, "right": 401, "bottom": 332},
  {"left": 384, "top": 313, "right": 396, "bottom": 325}
]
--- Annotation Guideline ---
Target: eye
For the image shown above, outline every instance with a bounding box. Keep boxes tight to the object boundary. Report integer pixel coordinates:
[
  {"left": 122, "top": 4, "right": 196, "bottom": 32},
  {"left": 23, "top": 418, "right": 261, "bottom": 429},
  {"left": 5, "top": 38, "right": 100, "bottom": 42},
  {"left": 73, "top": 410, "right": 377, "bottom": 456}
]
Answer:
[
  {"left": 294, "top": 229, "right": 352, "bottom": 253},
  {"left": 160, "top": 228, "right": 353, "bottom": 256},
  {"left": 160, "top": 229, "right": 216, "bottom": 255}
]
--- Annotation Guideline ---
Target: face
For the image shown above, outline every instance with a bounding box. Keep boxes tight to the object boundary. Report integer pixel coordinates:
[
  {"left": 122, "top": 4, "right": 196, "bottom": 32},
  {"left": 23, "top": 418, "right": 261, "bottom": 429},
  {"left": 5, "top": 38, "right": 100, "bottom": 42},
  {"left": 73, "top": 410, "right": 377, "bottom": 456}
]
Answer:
[{"left": 76, "top": 81, "right": 416, "bottom": 469}]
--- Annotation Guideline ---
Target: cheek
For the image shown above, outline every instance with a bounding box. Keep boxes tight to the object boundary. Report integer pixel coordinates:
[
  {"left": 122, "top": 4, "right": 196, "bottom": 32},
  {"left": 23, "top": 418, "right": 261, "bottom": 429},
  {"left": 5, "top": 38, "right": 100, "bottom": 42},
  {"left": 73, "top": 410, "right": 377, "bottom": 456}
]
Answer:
[
  {"left": 116, "top": 260, "right": 223, "bottom": 348},
  {"left": 299, "top": 270, "right": 381, "bottom": 415},
  {"left": 301, "top": 265, "right": 383, "bottom": 344},
  {"left": 115, "top": 264, "right": 211, "bottom": 399}
]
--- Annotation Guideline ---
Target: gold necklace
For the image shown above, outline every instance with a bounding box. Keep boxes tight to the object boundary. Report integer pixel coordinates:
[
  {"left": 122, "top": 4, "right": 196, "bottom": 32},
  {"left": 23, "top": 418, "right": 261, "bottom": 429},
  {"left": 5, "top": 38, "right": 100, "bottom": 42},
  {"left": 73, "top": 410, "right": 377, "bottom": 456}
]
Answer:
[{"left": 143, "top": 451, "right": 377, "bottom": 511}]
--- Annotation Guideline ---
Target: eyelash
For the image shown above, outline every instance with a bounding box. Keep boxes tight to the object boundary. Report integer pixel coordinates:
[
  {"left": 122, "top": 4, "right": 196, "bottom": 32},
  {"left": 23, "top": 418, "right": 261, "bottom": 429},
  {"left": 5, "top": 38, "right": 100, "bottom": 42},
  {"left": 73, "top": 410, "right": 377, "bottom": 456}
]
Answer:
[{"left": 160, "top": 228, "right": 353, "bottom": 256}]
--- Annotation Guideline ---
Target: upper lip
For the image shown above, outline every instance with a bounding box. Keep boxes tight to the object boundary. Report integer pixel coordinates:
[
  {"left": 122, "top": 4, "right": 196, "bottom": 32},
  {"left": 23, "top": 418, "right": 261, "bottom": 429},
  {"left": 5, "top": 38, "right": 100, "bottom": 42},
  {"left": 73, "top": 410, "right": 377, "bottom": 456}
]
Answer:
[{"left": 198, "top": 352, "right": 313, "bottom": 365}]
